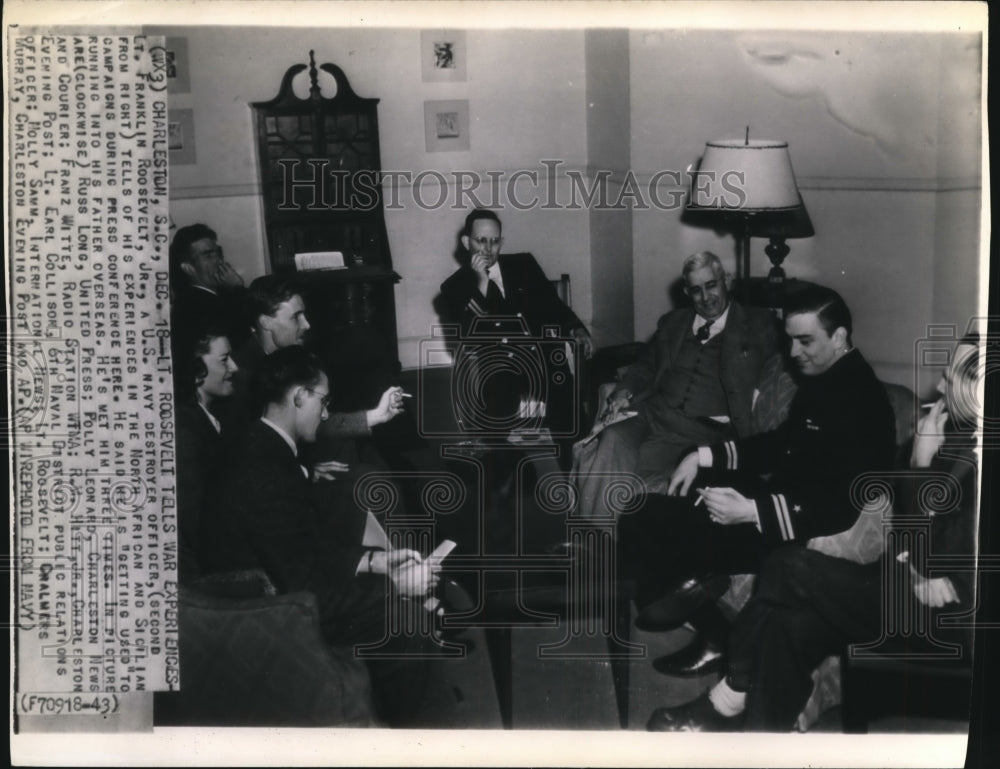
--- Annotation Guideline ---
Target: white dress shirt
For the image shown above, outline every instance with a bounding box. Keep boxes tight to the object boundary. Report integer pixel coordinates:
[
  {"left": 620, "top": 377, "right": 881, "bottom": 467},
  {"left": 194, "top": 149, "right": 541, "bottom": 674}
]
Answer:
[
  {"left": 486, "top": 262, "right": 506, "bottom": 298},
  {"left": 691, "top": 304, "right": 729, "bottom": 343}
]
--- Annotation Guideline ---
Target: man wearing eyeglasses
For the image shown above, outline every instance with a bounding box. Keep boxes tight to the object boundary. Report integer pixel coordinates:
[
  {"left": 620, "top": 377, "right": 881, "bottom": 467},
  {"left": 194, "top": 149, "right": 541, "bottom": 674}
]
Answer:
[
  {"left": 170, "top": 223, "right": 249, "bottom": 347},
  {"left": 203, "top": 346, "right": 440, "bottom": 726},
  {"left": 574, "top": 251, "right": 778, "bottom": 523},
  {"left": 439, "top": 208, "right": 594, "bottom": 440}
]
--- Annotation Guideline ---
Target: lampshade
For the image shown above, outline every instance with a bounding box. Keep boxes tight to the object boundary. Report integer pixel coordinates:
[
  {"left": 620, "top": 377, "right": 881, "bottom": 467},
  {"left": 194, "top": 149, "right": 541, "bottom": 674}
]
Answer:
[
  {"left": 688, "top": 139, "right": 804, "bottom": 213},
  {"left": 684, "top": 136, "right": 814, "bottom": 285}
]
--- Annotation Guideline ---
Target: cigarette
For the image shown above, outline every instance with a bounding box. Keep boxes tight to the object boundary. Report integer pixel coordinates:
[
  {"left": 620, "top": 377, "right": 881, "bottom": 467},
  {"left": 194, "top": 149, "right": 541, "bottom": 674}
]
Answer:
[
  {"left": 399, "top": 392, "right": 413, "bottom": 399},
  {"left": 693, "top": 495, "right": 704, "bottom": 507},
  {"left": 920, "top": 402, "right": 935, "bottom": 409}
]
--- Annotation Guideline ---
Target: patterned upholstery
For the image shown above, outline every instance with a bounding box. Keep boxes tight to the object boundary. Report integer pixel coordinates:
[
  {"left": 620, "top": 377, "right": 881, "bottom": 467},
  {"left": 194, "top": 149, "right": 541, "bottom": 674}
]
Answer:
[
  {"left": 750, "top": 353, "right": 799, "bottom": 433},
  {"left": 719, "top": 364, "right": 916, "bottom": 611},
  {"left": 155, "top": 585, "right": 376, "bottom": 727}
]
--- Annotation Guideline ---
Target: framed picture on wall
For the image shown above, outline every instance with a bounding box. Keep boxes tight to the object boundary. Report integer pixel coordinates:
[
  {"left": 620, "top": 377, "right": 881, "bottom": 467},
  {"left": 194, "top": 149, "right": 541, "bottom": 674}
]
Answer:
[
  {"left": 421, "top": 29, "right": 466, "bottom": 82},
  {"left": 424, "top": 99, "right": 470, "bottom": 152},
  {"left": 165, "top": 36, "right": 191, "bottom": 93},
  {"left": 167, "top": 108, "right": 197, "bottom": 165}
]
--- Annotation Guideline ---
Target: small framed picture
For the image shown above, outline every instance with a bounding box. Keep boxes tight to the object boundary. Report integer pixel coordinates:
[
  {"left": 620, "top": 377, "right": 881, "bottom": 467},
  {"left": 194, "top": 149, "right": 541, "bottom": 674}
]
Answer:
[
  {"left": 167, "top": 108, "right": 197, "bottom": 165},
  {"left": 165, "top": 36, "right": 190, "bottom": 94},
  {"left": 424, "top": 99, "right": 470, "bottom": 152},
  {"left": 421, "top": 30, "right": 467, "bottom": 82}
]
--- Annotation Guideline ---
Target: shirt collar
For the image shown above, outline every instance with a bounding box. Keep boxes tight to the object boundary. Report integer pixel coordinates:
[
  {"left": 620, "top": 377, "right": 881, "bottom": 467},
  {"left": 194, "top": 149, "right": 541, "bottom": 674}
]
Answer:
[
  {"left": 692, "top": 304, "right": 730, "bottom": 339},
  {"left": 260, "top": 417, "right": 298, "bottom": 457},
  {"left": 486, "top": 261, "right": 505, "bottom": 296}
]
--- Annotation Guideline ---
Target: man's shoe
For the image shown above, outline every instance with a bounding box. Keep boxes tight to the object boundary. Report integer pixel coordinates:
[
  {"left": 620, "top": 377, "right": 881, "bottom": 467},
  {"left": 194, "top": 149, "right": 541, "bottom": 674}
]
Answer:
[
  {"left": 634, "top": 574, "right": 731, "bottom": 631},
  {"left": 646, "top": 693, "right": 743, "bottom": 732},
  {"left": 652, "top": 634, "right": 725, "bottom": 678}
]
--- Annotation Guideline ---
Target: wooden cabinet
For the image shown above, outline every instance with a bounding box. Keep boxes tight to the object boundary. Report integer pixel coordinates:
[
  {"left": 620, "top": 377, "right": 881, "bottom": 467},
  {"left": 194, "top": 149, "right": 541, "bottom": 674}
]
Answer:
[{"left": 252, "top": 51, "right": 401, "bottom": 389}]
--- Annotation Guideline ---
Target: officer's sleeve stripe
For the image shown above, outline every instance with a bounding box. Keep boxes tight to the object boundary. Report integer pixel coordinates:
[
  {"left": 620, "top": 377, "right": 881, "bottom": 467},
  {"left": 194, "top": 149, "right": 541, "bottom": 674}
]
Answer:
[
  {"left": 724, "top": 440, "right": 737, "bottom": 470},
  {"left": 771, "top": 493, "right": 794, "bottom": 541}
]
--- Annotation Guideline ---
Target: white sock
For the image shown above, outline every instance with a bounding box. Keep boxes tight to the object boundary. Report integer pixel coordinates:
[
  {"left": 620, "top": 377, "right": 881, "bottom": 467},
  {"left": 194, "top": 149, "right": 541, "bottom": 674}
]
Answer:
[{"left": 708, "top": 678, "right": 746, "bottom": 718}]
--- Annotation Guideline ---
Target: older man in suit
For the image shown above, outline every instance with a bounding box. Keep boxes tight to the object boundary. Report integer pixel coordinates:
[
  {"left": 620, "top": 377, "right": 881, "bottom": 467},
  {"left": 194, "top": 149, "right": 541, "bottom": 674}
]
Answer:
[
  {"left": 574, "top": 251, "right": 778, "bottom": 522},
  {"left": 440, "top": 209, "right": 594, "bottom": 440}
]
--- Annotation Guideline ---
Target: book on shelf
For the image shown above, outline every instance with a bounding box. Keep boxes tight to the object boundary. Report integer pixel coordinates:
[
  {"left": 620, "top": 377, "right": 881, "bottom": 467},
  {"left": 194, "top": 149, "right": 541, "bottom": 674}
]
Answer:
[{"left": 294, "top": 251, "right": 347, "bottom": 271}]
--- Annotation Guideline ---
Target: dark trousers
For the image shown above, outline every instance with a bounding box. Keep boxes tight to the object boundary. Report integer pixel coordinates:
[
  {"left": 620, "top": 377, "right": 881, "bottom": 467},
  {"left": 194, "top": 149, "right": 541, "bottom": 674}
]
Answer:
[
  {"left": 321, "top": 575, "right": 435, "bottom": 727},
  {"left": 617, "top": 478, "right": 771, "bottom": 609},
  {"left": 728, "top": 546, "right": 971, "bottom": 731}
]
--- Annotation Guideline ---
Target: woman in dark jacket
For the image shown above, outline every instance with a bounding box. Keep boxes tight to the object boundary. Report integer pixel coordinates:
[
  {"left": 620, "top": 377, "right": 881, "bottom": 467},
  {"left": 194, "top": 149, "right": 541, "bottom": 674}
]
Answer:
[{"left": 172, "top": 324, "right": 238, "bottom": 584}]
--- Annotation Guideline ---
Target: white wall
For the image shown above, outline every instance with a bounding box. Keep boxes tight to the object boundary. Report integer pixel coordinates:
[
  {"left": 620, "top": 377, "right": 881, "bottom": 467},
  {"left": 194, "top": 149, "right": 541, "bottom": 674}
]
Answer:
[
  {"left": 628, "top": 29, "right": 983, "bottom": 391},
  {"left": 162, "top": 26, "right": 983, "bottom": 390},
  {"left": 158, "top": 25, "right": 591, "bottom": 369},
  {"left": 585, "top": 29, "right": 634, "bottom": 347}
]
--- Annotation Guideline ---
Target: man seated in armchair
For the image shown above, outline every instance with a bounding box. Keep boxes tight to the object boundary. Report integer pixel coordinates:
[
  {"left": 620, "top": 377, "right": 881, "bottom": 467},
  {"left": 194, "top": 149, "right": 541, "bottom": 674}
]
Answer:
[
  {"left": 619, "top": 286, "right": 898, "bottom": 682},
  {"left": 201, "top": 346, "right": 444, "bottom": 726},
  {"left": 574, "top": 251, "right": 777, "bottom": 521},
  {"left": 439, "top": 208, "right": 594, "bottom": 442}
]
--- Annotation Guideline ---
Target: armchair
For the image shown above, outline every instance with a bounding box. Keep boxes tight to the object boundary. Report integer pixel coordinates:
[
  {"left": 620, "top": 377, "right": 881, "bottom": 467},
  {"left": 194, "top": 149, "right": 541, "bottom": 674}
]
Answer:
[{"left": 155, "top": 571, "right": 375, "bottom": 727}]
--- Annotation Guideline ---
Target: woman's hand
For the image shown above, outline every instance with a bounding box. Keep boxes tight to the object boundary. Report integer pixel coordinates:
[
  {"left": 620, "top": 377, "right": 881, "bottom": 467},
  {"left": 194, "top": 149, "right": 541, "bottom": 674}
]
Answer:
[{"left": 912, "top": 399, "right": 948, "bottom": 468}]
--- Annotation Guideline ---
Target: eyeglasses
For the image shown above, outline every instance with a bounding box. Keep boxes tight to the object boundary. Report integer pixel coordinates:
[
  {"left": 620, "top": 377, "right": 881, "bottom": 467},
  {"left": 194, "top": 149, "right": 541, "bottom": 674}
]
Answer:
[{"left": 306, "top": 388, "right": 330, "bottom": 409}]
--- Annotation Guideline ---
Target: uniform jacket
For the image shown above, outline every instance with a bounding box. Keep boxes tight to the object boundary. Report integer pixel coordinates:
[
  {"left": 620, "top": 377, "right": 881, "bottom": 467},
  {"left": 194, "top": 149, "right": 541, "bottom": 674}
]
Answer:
[
  {"left": 707, "top": 348, "right": 896, "bottom": 545},
  {"left": 619, "top": 301, "right": 779, "bottom": 439}
]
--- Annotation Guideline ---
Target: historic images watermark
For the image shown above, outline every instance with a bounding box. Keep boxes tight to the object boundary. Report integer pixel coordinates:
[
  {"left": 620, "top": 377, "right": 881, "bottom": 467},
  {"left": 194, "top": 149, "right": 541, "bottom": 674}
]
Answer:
[{"left": 273, "top": 158, "right": 748, "bottom": 212}]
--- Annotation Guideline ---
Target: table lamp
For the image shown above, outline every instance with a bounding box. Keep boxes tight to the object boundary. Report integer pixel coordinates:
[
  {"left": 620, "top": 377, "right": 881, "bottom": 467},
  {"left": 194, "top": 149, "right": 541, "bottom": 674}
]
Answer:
[{"left": 684, "top": 130, "right": 814, "bottom": 286}]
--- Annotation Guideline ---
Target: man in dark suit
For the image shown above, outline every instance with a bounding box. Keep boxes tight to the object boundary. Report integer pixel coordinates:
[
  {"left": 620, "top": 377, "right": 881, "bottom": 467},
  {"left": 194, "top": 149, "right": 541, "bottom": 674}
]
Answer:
[
  {"left": 202, "top": 346, "right": 439, "bottom": 725},
  {"left": 574, "top": 251, "right": 778, "bottom": 521},
  {"left": 170, "top": 224, "right": 249, "bottom": 348},
  {"left": 439, "top": 208, "right": 594, "bottom": 439}
]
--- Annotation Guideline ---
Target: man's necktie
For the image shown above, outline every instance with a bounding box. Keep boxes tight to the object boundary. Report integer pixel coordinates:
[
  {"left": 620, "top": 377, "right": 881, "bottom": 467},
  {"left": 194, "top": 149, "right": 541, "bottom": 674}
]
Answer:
[
  {"left": 486, "top": 277, "right": 504, "bottom": 311},
  {"left": 695, "top": 320, "right": 713, "bottom": 343}
]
